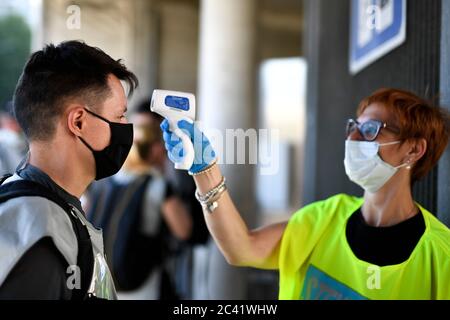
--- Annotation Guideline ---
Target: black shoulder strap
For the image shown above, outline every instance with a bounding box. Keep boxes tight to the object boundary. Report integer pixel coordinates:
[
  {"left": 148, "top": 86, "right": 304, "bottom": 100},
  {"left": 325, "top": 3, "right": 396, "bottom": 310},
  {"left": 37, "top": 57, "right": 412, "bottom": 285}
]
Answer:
[
  {"left": 0, "top": 179, "right": 94, "bottom": 300},
  {"left": 0, "top": 174, "right": 13, "bottom": 186}
]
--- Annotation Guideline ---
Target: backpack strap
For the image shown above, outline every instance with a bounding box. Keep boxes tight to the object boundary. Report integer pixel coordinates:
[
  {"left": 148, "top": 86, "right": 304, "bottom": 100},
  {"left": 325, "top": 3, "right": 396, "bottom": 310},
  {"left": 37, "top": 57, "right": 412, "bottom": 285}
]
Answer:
[
  {"left": 0, "top": 174, "right": 13, "bottom": 186},
  {"left": 0, "top": 179, "right": 94, "bottom": 300}
]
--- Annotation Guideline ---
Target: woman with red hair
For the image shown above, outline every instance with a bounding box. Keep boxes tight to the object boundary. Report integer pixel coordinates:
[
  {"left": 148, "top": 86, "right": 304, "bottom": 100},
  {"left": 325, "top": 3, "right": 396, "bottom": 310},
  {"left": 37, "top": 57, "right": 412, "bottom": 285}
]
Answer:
[{"left": 161, "top": 88, "right": 450, "bottom": 300}]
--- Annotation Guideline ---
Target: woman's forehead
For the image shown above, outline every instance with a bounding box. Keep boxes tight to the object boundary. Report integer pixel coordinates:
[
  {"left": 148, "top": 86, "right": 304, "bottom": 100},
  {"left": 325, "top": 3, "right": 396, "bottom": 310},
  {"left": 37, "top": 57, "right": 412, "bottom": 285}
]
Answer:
[{"left": 358, "top": 103, "right": 391, "bottom": 122}]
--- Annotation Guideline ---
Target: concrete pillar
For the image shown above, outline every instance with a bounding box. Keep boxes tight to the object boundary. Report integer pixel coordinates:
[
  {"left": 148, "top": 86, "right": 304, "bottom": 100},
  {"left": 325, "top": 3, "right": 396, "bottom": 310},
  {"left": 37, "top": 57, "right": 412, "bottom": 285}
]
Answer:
[
  {"left": 197, "top": 0, "right": 258, "bottom": 299},
  {"left": 439, "top": 0, "right": 450, "bottom": 228},
  {"left": 131, "top": 0, "right": 160, "bottom": 105},
  {"left": 158, "top": 1, "right": 199, "bottom": 93}
]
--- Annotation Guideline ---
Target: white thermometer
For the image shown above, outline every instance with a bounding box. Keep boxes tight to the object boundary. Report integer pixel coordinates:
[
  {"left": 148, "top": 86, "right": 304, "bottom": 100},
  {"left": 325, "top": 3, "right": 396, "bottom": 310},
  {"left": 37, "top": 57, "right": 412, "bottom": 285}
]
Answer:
[{"left": 150, "top": 89, "right": 196, "bottom": 170}]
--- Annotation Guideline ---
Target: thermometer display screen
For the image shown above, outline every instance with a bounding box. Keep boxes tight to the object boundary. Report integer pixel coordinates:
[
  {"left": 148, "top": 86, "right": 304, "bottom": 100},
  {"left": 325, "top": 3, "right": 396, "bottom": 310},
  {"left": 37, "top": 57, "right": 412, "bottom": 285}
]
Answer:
[{"left": 165, "top": 95, "right": 190, "bottom": 111}]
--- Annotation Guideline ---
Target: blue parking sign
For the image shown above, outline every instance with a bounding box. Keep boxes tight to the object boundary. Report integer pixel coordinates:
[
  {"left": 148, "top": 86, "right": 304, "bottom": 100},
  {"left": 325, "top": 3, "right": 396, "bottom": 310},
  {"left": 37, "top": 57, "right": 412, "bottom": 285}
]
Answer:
[{"left": 349, "top": 0, "right": 406, "bottom": 74}]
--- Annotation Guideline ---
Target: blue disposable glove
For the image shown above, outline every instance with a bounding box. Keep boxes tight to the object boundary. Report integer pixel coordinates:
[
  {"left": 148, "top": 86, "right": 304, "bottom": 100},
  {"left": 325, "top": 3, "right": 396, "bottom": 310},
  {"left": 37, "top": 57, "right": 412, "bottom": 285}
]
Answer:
[{"left": 160, "top": 119, "right": 216, "bottom": 174}]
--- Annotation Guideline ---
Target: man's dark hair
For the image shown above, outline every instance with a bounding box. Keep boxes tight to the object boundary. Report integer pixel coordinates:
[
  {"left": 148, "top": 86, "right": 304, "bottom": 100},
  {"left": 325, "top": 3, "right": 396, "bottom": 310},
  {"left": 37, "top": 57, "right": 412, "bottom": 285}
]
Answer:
[{"left": 13, "top": 40, "right": 138, "bottom": 141}]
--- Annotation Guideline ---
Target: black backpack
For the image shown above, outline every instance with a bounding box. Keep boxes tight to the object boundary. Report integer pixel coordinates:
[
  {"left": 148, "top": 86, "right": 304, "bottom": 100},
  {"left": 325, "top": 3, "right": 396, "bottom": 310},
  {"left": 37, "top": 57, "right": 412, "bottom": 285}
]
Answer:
[
  {"left": 87, "top": 174, "right": 172, "bottom": 292},
  {"left": 0, "top": 174, "right": 95, "bottom": 300}
]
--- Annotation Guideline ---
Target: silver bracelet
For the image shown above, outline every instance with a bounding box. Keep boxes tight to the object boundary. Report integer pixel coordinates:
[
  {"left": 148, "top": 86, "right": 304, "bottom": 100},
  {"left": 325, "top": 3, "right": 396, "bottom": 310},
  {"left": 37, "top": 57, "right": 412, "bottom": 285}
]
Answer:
[
  {"left": 195, "top": 177, "right": 226, "bottom": 202},
  {"left": 195, "top": 177, "right": 227, "bottom": 214},
  {"left": 199, "top": 184, "right": 227, "bottom": 214}
]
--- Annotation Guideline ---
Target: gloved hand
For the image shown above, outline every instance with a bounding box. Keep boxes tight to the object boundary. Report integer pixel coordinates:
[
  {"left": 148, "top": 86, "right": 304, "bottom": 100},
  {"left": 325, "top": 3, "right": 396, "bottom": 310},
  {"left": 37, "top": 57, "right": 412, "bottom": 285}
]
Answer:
[{"left": 160, "top": 119, "right": 216, "bottom": 174}]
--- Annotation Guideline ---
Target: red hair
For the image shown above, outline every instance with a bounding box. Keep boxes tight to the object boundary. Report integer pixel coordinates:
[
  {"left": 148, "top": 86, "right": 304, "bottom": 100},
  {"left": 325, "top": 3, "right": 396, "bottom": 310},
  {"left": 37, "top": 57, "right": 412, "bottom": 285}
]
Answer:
[{"left": 357, "top": 88, "right": 450, "bottom": 183}]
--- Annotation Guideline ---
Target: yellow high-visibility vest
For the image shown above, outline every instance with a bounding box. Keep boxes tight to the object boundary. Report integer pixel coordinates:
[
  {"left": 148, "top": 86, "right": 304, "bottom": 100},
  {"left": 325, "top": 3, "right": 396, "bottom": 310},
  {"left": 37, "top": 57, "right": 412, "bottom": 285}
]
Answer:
[{"left": 278, "top": 194, "right": 450, "bottom": 300}]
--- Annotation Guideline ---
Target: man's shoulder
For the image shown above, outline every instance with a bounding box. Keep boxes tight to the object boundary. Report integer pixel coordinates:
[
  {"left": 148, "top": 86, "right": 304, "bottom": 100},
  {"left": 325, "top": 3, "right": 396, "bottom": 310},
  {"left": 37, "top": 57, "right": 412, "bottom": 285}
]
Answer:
[
  {"left": 0, "top": 192, "right": 73, "bottom": 226},
  {"left": 0, "top": 237, "right": 71, "bottom": 299},
  {"left": 0, "top": 194, "right": 78, "bottom": 285}
]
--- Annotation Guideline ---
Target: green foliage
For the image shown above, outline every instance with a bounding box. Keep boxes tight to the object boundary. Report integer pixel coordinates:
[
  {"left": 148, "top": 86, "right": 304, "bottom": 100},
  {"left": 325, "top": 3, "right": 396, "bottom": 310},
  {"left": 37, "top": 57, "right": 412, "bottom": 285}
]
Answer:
[{"left": 0, "top": 14, "right": 31, "bottom": 111}]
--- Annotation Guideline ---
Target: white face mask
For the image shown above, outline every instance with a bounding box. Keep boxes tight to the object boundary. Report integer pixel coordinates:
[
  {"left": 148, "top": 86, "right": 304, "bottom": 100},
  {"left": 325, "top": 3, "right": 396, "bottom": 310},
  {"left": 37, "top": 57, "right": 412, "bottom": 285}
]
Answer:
[{"left": 344, "top": 140, "right": 408, "bottom": 193}]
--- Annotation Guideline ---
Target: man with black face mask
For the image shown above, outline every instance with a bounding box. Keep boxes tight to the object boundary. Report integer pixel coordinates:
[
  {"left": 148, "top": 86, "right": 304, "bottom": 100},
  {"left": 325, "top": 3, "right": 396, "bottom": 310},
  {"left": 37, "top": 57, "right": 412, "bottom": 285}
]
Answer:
[{"left": 0, "top": 40, "right": 138, "bottom": 300}]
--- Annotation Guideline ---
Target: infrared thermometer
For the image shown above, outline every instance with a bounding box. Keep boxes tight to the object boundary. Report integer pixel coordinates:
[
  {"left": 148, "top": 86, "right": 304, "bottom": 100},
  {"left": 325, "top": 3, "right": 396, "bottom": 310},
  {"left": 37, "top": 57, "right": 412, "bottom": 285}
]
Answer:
[{"left": 150, "top": 89, "right": 196, "bottom": 170}]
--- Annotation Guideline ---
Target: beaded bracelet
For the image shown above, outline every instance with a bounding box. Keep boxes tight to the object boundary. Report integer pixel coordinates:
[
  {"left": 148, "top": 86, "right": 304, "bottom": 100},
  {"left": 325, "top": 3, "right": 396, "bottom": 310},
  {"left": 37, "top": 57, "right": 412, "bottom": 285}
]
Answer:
[{"left": 189, "top": 159, "right": 218, "bottom": 176}]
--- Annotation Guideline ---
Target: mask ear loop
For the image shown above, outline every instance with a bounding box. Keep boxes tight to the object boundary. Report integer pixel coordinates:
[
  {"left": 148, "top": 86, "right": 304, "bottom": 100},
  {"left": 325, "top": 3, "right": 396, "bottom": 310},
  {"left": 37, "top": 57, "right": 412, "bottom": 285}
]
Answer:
[
  {"left": 379, "top": 141, "right": 415, "bottom": 170},
  {"left": 78, "top": 136, "right": 96, "bottom": 152},
  {"left": 84, "top": 108, "right": 112, "bottom": 124},
  {"left": 377, "top": 141, "right": 411, "bottom": 170},
  {"left": 378, "top": 140, "right": 401, "bottom": 147},
  {"left": 395, "top": 161, "right": 411, "bottom": 170},
  {"left": 79, "top": 108, "right": 112, "bottom": 152}
]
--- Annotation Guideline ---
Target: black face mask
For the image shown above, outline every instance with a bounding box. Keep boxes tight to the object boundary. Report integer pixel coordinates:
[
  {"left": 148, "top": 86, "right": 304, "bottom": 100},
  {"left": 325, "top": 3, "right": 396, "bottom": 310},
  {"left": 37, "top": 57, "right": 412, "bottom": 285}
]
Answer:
[{"left": 79, "top": 108, "right": 133, "bottom": 180}]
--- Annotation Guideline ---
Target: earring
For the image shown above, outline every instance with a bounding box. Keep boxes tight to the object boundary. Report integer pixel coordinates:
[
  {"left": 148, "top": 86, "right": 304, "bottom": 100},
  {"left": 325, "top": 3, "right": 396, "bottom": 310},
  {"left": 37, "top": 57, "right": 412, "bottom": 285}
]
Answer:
[{"left": 406, "top": 159, "right": 412, "bottom": 170}]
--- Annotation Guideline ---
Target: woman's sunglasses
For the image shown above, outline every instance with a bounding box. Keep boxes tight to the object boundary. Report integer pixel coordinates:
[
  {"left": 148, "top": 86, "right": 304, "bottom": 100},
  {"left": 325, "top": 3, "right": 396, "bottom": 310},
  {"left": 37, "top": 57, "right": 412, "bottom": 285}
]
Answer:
[{"left": 346, "top": 118, "right": 400, "bottom": 141}]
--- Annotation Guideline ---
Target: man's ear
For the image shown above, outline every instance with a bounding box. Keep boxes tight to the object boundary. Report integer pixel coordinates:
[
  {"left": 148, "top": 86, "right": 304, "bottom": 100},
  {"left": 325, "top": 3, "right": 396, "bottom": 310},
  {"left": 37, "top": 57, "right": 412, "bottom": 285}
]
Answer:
[
  {"left": 66, "top": 105, "right": 87, "bottom": 137},
  {"left": 406, "top": 138, "right": 427, "bottom": 163}
]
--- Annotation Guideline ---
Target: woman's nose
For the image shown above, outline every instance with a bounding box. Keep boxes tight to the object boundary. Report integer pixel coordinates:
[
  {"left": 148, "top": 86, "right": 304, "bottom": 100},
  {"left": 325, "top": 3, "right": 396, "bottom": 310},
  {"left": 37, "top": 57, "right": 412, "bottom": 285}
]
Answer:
[{"left": 347, "top": 128, "right": 364, "bottom": 141}]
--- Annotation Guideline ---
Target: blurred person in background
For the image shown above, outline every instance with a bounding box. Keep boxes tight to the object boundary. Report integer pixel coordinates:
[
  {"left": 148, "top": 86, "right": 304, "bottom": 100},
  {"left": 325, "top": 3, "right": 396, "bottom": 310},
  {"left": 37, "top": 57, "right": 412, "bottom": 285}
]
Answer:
[
  {"left": 141, "top": 100, "right": 210, "bottom": 299},
  {"left": 0, "top": 101, "right": 27, "bottom": 176},
  {"left": 87, "top": 101, "right": 193, "bottom": 300},
  {"left": 161, "top": 88, "right": 450, "bottom": 300}
]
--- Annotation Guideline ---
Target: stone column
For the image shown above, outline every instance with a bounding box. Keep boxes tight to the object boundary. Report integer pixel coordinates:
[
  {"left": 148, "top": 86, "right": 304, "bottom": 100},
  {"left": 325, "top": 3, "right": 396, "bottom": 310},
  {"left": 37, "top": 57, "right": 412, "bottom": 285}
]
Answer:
[{"left": 196, "top": 0, "right": 258, "bottom": 299}]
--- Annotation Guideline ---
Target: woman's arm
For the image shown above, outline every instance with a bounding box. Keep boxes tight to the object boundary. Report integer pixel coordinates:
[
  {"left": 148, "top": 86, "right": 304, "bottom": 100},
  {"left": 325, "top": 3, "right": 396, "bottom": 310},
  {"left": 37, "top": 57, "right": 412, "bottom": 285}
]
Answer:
[
  {"left": 194, "top": 164, "right": 287, "bottom": 270},
  {"left": 160, "top": 119, "right": 287, "bottom": 269}
]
